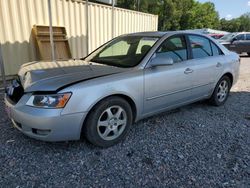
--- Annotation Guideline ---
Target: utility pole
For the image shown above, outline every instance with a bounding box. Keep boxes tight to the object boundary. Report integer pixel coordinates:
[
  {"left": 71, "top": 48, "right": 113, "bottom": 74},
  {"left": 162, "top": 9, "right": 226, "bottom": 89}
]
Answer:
[
  {"left": 48, "top": 0, "right": 56, "bottom": 61},
  {"left": 0, "top": 44, "right": 6, "bottom": 91},
  {"left": 85, "top": 0, "right": 89, "bottom": 55},
  {"left": 112, "top": 0, "right": 115, "bottom": 38}
]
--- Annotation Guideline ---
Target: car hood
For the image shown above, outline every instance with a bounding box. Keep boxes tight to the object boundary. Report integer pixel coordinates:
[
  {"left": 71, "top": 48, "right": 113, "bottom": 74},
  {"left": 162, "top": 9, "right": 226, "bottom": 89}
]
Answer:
[{"left": 18, "top": 60, "right": 127, "bottom": 92}]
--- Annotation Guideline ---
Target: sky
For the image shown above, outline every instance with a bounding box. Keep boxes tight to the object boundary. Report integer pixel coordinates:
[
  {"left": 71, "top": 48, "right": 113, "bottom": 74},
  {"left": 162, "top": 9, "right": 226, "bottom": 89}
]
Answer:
[{"left": 197, "top": 0, "right": 250, "bottom": 19}]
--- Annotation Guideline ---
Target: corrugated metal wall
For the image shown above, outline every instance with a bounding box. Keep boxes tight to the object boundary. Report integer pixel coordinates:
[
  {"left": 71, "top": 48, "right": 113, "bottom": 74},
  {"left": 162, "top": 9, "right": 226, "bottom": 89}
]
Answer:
[{"left": 0, "top": 0, "right": 158, "bottom": 76}]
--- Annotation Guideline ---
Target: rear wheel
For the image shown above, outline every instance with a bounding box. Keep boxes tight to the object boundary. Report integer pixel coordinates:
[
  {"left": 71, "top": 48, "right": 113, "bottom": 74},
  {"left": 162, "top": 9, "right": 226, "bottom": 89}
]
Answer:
[
  {"left": 83, "top": 96, "right": 133, "bottom": 147},
  {"left": 209, "top": 76, "right": 231, "bottom": 106}
]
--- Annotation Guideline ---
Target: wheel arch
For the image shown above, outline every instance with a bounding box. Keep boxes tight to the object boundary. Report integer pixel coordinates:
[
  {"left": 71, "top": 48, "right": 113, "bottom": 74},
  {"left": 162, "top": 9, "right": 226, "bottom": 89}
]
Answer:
[
  {"left": 222, "top": 72, "right": 233, "bottom": 86},
  {"left": 109, "top": 94, "right": 137, "bottom": 122},
  {"left": 81, "top": 94, "right": 138, "bottom": 136}
]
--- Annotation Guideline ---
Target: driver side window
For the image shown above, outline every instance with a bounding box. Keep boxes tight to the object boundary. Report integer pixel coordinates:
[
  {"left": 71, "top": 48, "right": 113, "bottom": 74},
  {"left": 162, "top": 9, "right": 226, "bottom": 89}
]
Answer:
[{"left": 157, "top": 36, "right": 188, "bottom": 63}]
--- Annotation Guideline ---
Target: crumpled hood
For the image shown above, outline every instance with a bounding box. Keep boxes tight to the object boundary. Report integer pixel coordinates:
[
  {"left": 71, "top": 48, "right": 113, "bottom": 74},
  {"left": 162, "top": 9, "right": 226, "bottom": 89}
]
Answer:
[{"left": 18, "top": 60, "right": 126, "bottom": 92}]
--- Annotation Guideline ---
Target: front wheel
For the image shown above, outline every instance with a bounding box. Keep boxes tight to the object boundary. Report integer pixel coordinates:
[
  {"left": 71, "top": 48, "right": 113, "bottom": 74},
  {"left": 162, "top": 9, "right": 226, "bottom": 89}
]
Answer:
[
  {"left": 83, "top": 96, "right": 133, "bottom": 147},
  {"left": 209, "top": 76, "right": 231, "bottom": 106}
]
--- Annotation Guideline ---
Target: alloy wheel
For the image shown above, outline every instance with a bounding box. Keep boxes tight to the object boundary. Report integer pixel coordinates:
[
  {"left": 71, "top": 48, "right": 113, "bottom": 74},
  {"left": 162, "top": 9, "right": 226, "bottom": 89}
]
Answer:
[
  {"left": 217, "top": 80, "right": 229, "bottom": 102},
  {"left": 97, "top": 105, "right": 127, "bottom": 141}
]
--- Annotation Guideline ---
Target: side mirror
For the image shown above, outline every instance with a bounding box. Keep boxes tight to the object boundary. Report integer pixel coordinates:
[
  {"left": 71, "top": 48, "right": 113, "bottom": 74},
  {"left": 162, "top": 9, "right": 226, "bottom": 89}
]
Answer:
[
  {"left": 150, "top": 53, "right": 174, "bottom": 67},
  {"left": 231, "top": 37, "right": 237, "bottom": 43}
]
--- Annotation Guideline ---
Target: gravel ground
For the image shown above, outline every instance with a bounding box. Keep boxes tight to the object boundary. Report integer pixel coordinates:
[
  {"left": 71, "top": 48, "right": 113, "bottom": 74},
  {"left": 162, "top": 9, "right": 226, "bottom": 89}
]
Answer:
[{"left": 0, "top": 57, "right": 249, "bottom": 188}]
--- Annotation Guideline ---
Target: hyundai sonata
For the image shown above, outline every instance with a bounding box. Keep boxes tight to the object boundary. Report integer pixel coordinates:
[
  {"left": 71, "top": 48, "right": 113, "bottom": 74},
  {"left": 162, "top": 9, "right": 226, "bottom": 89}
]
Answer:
[{"left": 5, "top": 31, "right": 240, "bottom": 147}]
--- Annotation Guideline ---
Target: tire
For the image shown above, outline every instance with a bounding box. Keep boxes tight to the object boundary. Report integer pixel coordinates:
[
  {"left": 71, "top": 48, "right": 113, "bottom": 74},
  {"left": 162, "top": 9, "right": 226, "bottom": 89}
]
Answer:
[
  {"left": 209, "top": 76, "right": 232, "bottom": 106},
  {"left": 83, "top": 96, "right": 133, "bottom": 147},
  {"left": 247, "top": 53, "right": 250, "bottom": 56}
]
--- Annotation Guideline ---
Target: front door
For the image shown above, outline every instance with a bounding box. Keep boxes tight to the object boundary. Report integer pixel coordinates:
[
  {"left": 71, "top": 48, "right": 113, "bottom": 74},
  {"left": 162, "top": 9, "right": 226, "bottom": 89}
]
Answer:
[{"left": 144, "top": 35, "right": 194, "bottom": 115}]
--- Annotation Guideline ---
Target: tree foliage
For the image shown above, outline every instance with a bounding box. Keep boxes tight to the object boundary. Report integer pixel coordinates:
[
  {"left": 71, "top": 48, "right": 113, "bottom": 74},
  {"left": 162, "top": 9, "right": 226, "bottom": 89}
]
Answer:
[
  {"left": 116, "top": 0, "right": 249, "bottom": 32},
  {"left": 219, "top": 13, "right": 250, "bottom": 32}
]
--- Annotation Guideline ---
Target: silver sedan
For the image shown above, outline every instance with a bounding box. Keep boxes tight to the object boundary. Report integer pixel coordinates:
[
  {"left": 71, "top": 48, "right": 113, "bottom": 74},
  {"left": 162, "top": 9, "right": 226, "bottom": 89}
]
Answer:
[{"left": 5, "top": 31, "right": 240, "bottom": 147}]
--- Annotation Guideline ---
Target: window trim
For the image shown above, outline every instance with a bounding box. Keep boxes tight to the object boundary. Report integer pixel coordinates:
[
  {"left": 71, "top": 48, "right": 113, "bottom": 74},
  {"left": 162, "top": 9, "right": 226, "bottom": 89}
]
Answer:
[{"left": 185, "top": 35, "right": 193, "bottom": 60}]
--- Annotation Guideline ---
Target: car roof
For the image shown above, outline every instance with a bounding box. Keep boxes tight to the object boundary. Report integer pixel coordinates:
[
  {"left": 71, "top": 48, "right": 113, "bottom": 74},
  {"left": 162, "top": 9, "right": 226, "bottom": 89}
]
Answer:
[
  {"left": 125, "top": 31, "right": 169, "bottom": 37},
  {"left": 125, "top": 31, "right": 210, "bottom": 38},
  {"left": 238, "top": 32, "right": 250, "bottom": 34},
  {"left": 229, "top": 32, "right": 250, "bottom": 35}
]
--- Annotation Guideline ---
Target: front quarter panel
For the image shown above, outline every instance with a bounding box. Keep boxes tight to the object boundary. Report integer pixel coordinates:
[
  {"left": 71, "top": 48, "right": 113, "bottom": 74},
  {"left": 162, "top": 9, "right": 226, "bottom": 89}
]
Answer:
[{"left": 60, "top": 69, "right": 144, "bottom": 121}]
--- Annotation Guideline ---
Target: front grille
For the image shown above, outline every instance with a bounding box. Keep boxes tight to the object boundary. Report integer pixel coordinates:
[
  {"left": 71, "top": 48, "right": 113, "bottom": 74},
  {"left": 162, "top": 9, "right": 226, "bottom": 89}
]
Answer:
[{"left": 6, "top": 79, "right": 24, "bottom": 104}]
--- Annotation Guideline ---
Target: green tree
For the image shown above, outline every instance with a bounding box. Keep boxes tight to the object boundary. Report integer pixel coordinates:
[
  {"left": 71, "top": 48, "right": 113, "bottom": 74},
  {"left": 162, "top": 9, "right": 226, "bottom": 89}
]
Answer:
[
  {"left": 114, "top": 0, "right": 249, "bottom": 32},
  {"left": 117, "top": 0, "right": 220, "bottom": 31},
  {"left": 189, "top": 2, "right": 219, "bottom": 29},
  {"left": 219, "top": 13, "right": 250, "bottom": 32},
  {"left": 238, "top": 13, "right": 250, "bottom": 31},
  {"left": 117, "top": 0, "right": 137, "bottom": 10}
]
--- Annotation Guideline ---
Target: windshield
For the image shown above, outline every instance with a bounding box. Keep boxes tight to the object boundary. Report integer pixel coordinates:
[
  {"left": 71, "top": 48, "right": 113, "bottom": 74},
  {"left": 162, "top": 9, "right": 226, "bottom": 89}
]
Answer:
[
  {"left": 85, "top": 36, "right": 159, "bottom": 68},
  {"left": 220, "top": 33, "right": 237, "bottom": 41}
]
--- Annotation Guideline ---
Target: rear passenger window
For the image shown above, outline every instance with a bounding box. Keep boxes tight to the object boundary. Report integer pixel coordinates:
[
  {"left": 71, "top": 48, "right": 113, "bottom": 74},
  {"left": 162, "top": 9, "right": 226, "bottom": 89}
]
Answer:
[
  {"left": 157, "top": 36, "right": 187, "bottom": 63},
  {"left": 211, "top": 42, "right": 222, "bottom": 56},
  {"left": 189, "top": 35, "right": 212, "bottom": 59},
  {"left": 246, "top": 34, "right": 250, "bottom": 40}
]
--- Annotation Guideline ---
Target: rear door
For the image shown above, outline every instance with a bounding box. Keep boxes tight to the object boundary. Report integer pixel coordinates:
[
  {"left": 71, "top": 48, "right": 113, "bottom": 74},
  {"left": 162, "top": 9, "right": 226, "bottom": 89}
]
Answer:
[
  {"left": 241, "top": 33, "right": 250, "bottom": 53},
  {"left": 187, "top": 35, "right": 224, "bottom": 99}
]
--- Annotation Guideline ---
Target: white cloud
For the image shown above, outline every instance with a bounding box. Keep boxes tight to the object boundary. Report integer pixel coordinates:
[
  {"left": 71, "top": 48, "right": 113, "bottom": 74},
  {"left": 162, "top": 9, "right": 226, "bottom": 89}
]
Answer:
[
  {"left": 248, "top": 1, "right": 250, "bottom": 6},
  {"left": 225, "top": 14, "right": 232, "bottom": 20}
]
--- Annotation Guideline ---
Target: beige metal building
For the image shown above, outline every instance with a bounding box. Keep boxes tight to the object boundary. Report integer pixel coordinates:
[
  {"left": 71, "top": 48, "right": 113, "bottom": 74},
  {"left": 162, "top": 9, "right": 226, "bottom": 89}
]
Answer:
[{"left": 0, "top": 0, "right": 158, "bottom": 76}]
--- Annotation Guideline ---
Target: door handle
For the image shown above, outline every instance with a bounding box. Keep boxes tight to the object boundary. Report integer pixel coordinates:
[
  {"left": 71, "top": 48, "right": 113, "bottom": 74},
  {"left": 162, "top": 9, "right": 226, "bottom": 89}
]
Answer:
[
  {"left": 216, "top": 62, "right": 222, "bottom": 67},
  {"left": 184, "top": 68, "right": 193, "bottom": 74}
]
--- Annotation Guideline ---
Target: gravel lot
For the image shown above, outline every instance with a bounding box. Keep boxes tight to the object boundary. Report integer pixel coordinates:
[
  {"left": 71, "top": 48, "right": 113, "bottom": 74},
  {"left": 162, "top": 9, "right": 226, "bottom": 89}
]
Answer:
[{"left": 0, "top": 57, "right": 249, "bottom": 188}]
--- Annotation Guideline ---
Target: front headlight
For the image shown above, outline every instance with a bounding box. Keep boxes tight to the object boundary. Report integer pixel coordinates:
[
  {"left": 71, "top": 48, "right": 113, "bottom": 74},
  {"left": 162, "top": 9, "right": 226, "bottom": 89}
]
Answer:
[{"left": 26, "top": 93, "right": 72, "bottom": 108}]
